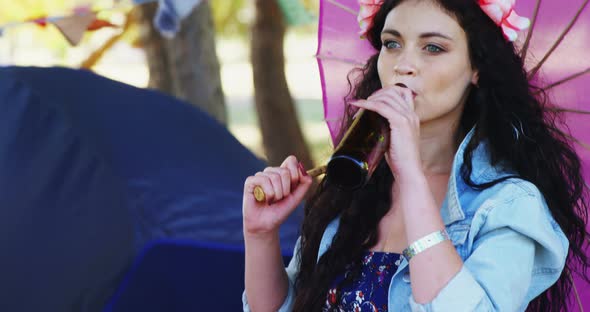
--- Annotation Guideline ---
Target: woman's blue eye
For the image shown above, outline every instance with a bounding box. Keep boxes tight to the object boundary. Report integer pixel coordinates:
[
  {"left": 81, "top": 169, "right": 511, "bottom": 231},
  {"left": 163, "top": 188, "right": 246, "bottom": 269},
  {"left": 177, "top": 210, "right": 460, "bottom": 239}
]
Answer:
[
  {"left": 383, "top": 41, "right": 443, "bottom": 53},
  {"left": 383, "top": 40, "right": 400, "bottom": 49},
  {"left": 425, "top": 44, "right": 443, "bottom": 53}
]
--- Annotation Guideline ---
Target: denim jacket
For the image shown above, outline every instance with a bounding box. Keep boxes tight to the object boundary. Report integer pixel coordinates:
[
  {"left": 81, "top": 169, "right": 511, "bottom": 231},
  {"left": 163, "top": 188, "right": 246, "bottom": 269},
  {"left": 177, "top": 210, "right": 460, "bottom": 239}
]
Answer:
[{"left": 243, "top": 128, "right": 569, "bottom": 311}]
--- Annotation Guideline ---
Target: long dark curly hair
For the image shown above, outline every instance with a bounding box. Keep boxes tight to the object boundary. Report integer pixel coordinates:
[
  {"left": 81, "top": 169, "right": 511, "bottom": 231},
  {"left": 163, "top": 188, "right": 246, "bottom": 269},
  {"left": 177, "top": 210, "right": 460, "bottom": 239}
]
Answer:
[{"left": 292, "top": 0, "right": 589, "bottom": 311}]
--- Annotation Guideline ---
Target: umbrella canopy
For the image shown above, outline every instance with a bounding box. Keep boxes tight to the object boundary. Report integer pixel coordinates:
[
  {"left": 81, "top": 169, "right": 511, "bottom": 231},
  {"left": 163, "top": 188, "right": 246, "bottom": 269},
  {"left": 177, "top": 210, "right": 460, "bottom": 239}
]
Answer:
[
  {"left": 316, "top": 0, "right": 589, "bottom": 310},
  {"left": 0, "top": 66, "right": 302, "bottom": 311}
]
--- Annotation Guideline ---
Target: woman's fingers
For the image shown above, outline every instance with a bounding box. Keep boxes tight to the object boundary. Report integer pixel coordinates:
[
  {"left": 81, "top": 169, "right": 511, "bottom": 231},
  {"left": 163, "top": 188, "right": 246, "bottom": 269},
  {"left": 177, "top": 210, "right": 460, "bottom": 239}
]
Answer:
[
  {"left": 245, "top": 155, "right": 312, "bottom": 206},
  {"left": 280, "top": 155, "right": 301, "bottom": 186},
  {"left": 251, "top": 156, "right": 302, "bottom": 202},
  {"left": 264, "top": 167, "right": 292, "bottom": 197},
  {"left": 370, "top": 95, "right": 418, "bottom": 126},
  {"left": 352, "top": 97, "right": 406, "bottom": 124},
  {"left": 369, "top": 85, "right": 415, "bottom": 110},
  {"left": 366, "top": 94, "right": 408, "bottom": 115},
  {"left": 369, "top": 87, "right": 412, "bottom": 111},
  {"left": 255, "top": 171, "right": 283, "bottom": 202},
  {"left": 395, "top": 86, "right": 415, "bottom": 111},
  {"left": 353, "top": 86, "right": 419, "bottom": 127},
  {"left": 245, "top": 175, "right": 275, "bottom": 203}
]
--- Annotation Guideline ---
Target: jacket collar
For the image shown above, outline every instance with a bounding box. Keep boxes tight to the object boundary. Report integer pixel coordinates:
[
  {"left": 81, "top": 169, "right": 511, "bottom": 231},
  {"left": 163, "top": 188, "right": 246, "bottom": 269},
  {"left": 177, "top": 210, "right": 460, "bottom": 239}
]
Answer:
[{"left": 440, "top": 126, "right": 511, "bottom": 225}]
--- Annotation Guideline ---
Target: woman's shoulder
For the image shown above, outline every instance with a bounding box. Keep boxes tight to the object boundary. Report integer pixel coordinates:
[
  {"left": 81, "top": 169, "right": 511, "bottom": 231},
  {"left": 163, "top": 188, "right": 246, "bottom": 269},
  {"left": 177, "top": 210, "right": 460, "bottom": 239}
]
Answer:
[
  {"left": 462, "top": 176, "right": 548, "bottom": 224},
  {"left": 464, "top": 177, "right": 567, "bottom": 255},
  {"left": 482, "top": 176, "right": 543, "bottom": 201}
]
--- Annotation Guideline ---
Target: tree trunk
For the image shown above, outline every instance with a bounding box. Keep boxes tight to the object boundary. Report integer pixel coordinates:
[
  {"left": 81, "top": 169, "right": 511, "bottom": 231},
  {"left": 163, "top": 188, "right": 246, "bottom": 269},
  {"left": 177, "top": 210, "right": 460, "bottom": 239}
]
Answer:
[
  {"left": 135, "top": 2, "right": 227, "bottom": 125},
  {"left": 251, "top": 0, "right": 314, "bottom": 169}
]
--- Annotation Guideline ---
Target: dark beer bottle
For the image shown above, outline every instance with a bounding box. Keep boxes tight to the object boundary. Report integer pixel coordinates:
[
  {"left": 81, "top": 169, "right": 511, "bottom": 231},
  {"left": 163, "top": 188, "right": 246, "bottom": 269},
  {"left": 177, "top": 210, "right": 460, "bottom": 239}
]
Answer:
[{"left": 326, "top": 108, "right": 390, "bottom": 190}]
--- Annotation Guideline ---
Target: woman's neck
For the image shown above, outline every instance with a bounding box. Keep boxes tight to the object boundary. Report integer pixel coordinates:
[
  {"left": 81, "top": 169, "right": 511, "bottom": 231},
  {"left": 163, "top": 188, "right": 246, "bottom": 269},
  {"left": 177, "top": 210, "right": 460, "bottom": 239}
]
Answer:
[{"left": 418, "top": 122, "right": 463, "bottom": 175}]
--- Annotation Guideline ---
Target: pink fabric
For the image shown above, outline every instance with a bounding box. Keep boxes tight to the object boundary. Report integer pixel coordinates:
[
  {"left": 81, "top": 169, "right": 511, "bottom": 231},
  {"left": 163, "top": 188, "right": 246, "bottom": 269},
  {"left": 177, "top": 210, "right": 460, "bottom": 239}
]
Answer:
[{"left": 316, "top": 0, "right": 590, "bottom": 309}]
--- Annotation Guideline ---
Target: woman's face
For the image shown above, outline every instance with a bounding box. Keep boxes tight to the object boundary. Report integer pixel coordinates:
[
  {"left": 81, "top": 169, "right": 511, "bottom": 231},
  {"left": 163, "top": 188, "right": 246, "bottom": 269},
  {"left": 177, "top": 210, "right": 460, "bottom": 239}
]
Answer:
[{"left": 377, "top": 0, "right": 478, "bottom": 124}]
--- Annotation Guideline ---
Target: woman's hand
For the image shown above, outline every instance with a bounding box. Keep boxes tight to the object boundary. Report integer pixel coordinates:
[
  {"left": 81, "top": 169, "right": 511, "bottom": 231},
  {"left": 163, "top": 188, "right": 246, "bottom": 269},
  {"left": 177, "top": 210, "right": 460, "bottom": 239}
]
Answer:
[
  {"left": 351, "top": 85, "right": 421, "bottom": 177},
  {"left": 243, "top": 155, "right": 313, "bottom": 237}
]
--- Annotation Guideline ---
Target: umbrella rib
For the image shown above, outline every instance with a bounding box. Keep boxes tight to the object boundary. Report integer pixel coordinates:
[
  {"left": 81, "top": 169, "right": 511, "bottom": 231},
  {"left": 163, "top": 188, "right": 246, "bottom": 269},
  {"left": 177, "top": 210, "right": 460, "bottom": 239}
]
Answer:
[
  {"left": 520, "top": 0, "right": 542, "bottom": 61},
  {"left": 562, "top": 130, "right": 590, "bottom": 151},
  {"left": 548, "top": 107, "right": 590, "bottom": 115},
  {"left": 324, "top": 117, "right": 344, "bottom": 122},
  {"left": 567, "top": 270, "right": 584, "bottom": 312},
  {"left": 542, "top": 67, "right": 590, "bottom": 91},
  {"left": 540, "top": 67, "right": 590, "bottom": 92},
  {"left": 316, "top": 54, "right": 365, "bottom": 66},
  {"left": 528, "top": 0, "right": 590, "bottom": 79},
  {"left": 326, "top": 0, "right": 357, "bottom": 15}
]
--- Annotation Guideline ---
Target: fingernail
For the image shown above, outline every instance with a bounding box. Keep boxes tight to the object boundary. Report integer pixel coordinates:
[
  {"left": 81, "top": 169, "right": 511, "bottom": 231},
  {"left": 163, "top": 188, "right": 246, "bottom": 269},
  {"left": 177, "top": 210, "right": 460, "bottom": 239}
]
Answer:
[{"left": 298, "top": 162, "right": 308, "bottom": 176}]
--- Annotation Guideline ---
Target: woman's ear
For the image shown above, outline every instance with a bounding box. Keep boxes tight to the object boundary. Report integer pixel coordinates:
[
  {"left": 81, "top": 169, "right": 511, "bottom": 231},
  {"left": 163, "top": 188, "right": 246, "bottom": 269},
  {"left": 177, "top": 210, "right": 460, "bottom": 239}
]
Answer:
[
  {"left": 384, "top": 153, "right": 392, "bottom": 170},
  {"left": 471, "top": 70, "right": 479, "bottom": 86}
]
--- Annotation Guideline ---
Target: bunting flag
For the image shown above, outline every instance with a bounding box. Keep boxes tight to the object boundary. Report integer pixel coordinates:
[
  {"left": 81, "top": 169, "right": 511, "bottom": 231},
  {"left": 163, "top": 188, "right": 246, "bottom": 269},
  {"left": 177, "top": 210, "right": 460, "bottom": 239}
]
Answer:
[
  {"left": 87, "top": 18, "right": 118, "bottom": 31},
  {"left": 80, "top": 11, "right": 134, "bottom": 68},
  {"left": 0, "top": 0, "right": 315, "bottom": 46},
  {"left": 0, "top": 1, "right": 139, "bottom": 45},
  {"left": 53, "top": 12, "right": 98, "bottom": 46}
]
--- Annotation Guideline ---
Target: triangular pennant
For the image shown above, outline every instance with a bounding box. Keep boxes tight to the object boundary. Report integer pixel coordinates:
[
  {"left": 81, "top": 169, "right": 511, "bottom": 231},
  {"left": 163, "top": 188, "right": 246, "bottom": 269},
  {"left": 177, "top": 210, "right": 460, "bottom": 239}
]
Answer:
[
  {"left": 87, "top": 19, "right": 118, "bottom": 31},
  {"left": 53, "top": 12, "right": 96, "bottom": 46},
  {"left": 31, "top": 16, "right": 49, "bottom": 27}
]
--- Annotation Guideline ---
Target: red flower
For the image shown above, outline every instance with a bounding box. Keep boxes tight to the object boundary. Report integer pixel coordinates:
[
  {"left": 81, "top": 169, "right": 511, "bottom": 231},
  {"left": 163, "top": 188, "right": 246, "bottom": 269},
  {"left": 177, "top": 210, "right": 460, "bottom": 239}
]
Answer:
[
  {"left": 478, "top": 0, "right": 530, "bottom": 41},
  {"left": 357, "top": 0, "right": 384, "bottom": 38}
]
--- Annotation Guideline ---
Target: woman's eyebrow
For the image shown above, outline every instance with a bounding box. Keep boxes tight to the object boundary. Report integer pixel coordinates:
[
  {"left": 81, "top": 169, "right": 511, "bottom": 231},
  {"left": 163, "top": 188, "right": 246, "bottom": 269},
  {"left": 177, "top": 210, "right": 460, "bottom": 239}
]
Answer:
[{"left": 381, "top": 28, "right": 453, "bottom": 41}]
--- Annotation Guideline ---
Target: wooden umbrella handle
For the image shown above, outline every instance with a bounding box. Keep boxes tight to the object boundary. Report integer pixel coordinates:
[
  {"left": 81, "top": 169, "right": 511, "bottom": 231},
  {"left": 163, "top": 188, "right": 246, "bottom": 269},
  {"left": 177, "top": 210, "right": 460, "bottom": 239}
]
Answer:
[{"left": 253, "top": 165, "right": 327, "bottom": 202}]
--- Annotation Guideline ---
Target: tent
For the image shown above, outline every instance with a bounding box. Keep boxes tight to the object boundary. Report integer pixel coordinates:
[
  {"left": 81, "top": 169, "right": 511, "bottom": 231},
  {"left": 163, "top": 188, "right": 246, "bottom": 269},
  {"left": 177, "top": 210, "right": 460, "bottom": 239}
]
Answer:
[{"left": 0, "top": 66, "right": 302, "bottom": 311}]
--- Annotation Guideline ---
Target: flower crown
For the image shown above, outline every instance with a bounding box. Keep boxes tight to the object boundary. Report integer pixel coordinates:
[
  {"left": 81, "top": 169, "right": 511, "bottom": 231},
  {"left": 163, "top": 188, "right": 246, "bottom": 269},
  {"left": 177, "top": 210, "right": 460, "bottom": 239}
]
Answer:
[{"left": 358, "top": 0, "right": 530, "bottom": 42}]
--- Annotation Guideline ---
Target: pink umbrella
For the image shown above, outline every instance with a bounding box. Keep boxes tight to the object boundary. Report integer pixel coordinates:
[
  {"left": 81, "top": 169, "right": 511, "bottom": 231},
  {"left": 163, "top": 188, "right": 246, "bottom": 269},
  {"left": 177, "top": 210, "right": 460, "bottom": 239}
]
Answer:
[{"left": 316, "top": 0, "right": 590, "bottom": 310}]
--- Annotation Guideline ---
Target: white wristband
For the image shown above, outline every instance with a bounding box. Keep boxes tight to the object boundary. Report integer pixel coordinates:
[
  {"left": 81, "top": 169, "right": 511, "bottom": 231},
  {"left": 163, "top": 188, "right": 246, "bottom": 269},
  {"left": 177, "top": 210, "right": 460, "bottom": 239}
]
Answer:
[{"left": 402, "top": 229, "right": 450, "bottom": 261}]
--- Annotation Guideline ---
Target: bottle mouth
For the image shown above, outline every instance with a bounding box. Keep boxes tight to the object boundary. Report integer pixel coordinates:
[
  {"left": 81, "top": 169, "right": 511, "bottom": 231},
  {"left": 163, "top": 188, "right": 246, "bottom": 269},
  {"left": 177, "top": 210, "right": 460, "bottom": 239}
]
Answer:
[
  {"left": 394, "top": 83, "right": 417, "bottom": 98},
  {"left": 326, "top": 155, "right": 368, "bottom": 190}
]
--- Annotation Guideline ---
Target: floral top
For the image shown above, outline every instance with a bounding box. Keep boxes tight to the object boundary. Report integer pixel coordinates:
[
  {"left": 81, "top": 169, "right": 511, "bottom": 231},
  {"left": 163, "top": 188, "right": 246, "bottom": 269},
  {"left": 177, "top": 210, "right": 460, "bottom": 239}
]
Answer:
[{"left": 323, "top": 251, "right": 403, "bottom": 312}]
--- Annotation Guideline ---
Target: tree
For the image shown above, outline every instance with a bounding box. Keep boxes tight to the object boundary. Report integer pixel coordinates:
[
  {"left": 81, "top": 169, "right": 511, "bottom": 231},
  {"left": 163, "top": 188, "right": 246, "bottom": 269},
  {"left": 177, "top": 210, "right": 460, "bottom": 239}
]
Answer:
[
  {"left": 251, "top": 0, "right": 314, "bottom": 169},
  {"left": 135, "top": 2, "right": 227, "bottom": 125}
]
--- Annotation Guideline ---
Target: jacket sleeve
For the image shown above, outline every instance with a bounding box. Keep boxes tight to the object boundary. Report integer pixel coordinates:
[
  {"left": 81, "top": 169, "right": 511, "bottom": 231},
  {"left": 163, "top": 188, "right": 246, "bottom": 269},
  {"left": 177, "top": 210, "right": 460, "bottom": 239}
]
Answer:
[
  {"left": 242, "top": 237, "right": 301, "bottom": 312},
  {"left": 408, "top": 191, "right": 569, "bottom": 312}
]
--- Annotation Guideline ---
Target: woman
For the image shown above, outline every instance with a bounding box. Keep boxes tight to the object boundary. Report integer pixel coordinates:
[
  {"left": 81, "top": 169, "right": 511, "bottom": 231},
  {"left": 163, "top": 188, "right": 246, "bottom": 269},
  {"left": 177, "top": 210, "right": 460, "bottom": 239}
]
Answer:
[{"left": 242, "top": 0, "right": 589, "bottom": 311}]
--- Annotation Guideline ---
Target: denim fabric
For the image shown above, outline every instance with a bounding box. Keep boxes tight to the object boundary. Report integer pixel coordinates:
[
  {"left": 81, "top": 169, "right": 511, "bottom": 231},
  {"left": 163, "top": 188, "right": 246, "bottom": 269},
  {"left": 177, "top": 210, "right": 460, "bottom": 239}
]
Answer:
[
  {"left": 133, "top": 0, "right": 203, "bottom": 38},
  {"left": 243, "top": 127, "right": 569, "bottom": 311}
]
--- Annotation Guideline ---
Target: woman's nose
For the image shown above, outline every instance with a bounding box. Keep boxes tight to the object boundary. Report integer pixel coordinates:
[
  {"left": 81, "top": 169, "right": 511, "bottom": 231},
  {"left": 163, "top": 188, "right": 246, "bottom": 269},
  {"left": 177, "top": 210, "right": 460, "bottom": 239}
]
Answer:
[
  {"left": 393, "top": 51, "right": 418, "bottom": 76},
  {"left": 394, "top": 62, "right": 417, "bottom": 76}
]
